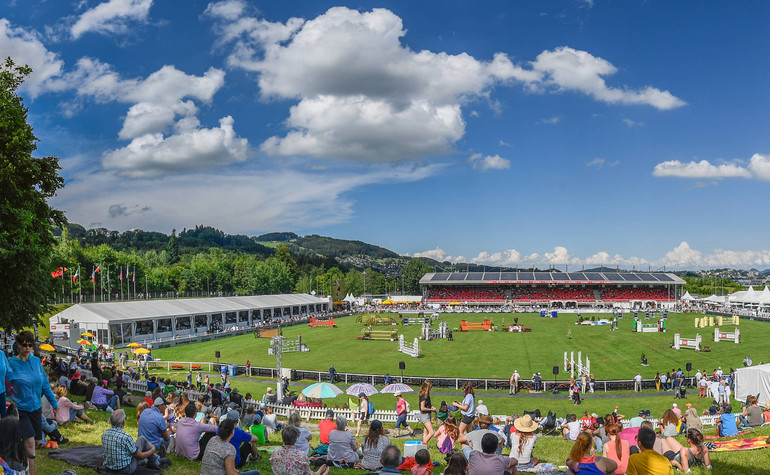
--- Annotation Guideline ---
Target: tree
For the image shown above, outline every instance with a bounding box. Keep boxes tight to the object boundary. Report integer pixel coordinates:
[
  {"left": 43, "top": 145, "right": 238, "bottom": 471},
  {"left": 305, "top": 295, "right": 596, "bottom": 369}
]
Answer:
[
  {"left": 274, "top": 243, "right": 299, "bottom": 283},
  {"left": 166, "top": 229, "right": 179, "bottom": 264},
  {"left": 0, "top": 58, "right": 65, "bottom": 330},
  {"left": 401, "top": 258, "right": 432, "bottom": 294}
]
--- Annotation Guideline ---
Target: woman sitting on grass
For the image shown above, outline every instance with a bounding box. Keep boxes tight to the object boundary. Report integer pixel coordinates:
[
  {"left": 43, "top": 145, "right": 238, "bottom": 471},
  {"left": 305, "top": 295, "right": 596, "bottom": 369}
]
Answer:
[
  {"left": 509, "top": 415, "right": 539, "bottom": 471},
  {"left": 359, "top": 420, "right": 390, "bottom": 471},
  {"left": 566, "top": 431, "right": 617, "bottom": 475},
  {"left": 661, "top": 428, "right": 712, "bottom": 472},
  {"left": 432, "top": 414, "right": 460, "bottom": 454},
  {"left": 658, "top": 410, "right": 679, "bottom": 438},
  {"left": 270, "top": 425, "right": 329, "bottom": 475},
  {"left": 443, "top": 452, "right": 468, "bottom": 475},
  {"left": 602, "top": 424, "right": 629, "bottom": 475},
  {"left": 54, "top": 385, "right": 92, "bottom": 424}
]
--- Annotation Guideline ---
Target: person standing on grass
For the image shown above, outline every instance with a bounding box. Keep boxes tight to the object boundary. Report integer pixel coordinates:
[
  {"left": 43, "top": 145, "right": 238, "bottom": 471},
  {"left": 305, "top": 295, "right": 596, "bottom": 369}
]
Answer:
[
  {"left": 634, "top": 373, "right": 643, "bottom": 393},
  {"left": 8, "top": 331, "right": 59, "bottom": 475},
  {"left": 453, "top": 381, "right": 476, "bottom": 436},
  {"left": 509, "top": 370, "right": 519, "bottom": 395},
  {"left": 418, "top": 381, "right": 437, "bottom": 443}
]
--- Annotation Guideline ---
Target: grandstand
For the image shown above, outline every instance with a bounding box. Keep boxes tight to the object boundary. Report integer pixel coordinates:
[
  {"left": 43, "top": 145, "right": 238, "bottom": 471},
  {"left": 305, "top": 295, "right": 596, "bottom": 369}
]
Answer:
[{"left": 420, "top": 271, "right": 685, "bottom": 308}]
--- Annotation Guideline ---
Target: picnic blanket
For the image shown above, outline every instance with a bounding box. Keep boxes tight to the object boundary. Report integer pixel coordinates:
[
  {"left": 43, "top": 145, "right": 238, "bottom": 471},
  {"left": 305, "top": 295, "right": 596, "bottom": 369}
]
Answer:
[
  {"left": 709, "top": 436, "right": 770, "bottom": 452},
  {"left": 48, "top": 446, "right": 162, "bottom": 474}
]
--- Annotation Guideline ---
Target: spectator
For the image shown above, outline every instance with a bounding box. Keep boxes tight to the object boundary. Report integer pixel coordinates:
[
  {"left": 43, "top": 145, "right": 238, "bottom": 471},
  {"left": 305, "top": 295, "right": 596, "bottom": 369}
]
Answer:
[
  {"left": 394, "top": 392, "right": 414, "bottom": 437},
  {"left": 288, "top": 411, "right": 312, "bottom": 455},
  {"left": 249, "top": 414, "right": 268, "bottom": 445},
  {"left": 8, "top": 331, "right": 59, "bottom": 475},
  {"left": 222, "top": 410, "right": 258, "bottom": 469},
  {"left": 102, "top": 409, "right": 160, "bottom": 473},
  {"left": 566, "top": 431, "right": 617, "bottom": 474},
  {"left": 509, "top": 414, "right": 539, "bottom": 471},
  {"left": 270, "top": 426, "right": 329, "bottom": 475},
  {"left": 458, "top": 415, "right": 505, "bottom": 457},
  {"left": 562, "top": 414, "right": 581, "bottom": 441},
  {"left": 0, "top": 412, "right": 28, "bottom": 473},
  {"left": 602, "top": 424, "right": 630, "bottom": 475},
  {"left": 740, "top": 396, "right": 764, "bottom": 428},
  {"left": 453, "top": 381, "right": 476, "bottom": 436},
  {"left": 433, "top": 414, "right": 460, "bottom": 455},
  {"left": 444, "top": 452, "right": 469, "bottom": 475},
  {"left": 468, "top": 433, "right": 517, "bottom": 475},
  {"left": 660, "top": 428, "right": 711, "bottom": 472},
  {"left": 92, "top": 380, "right": 119, "bottom": 412},
  {"left": 626, "top": 427, "right": 671, "bottom": 475},
  {"left": 138, "top": 397, "right": 171, "bottom": 453},
  {"left": 200, "top": 418, "right": 260, "bottom": 475},
  {"left": 327, "top": 416, "right": 359, "bottom": 465},
  {"left": 318, "top": 409, "right": 336, "bottom": 445},
  {"left": 359, "top": 420, "right": 390, "bottom": 471},
  {"left": 683, "top": 404, "right": 702, "bottom": 433},
  {"left": 174, "top": 402, "right": 218, "bottom": 461},
  {"left": 418, "top": 381, "right": 438, "bottom": 443},
  {"left": 54, "top": 385, "right": 91, "bottom": 425},
  {"left": 718, "top": 405, "right": 738, "bottom": 437}
]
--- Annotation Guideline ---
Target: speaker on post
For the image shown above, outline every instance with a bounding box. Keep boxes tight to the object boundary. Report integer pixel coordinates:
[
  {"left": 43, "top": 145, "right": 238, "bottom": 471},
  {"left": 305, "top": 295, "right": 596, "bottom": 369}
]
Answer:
[
  {"left": 215, "top": 350, "right": 221, "bottom": 359},
  {"left": 399, "top": 361, "right": 406, "bottom": 370},
  {"left": 553, "top": 366, "right": 559, "bottom": 376},
  {"left": 686, "top": 362, "right": 692, "bottom": 372}
]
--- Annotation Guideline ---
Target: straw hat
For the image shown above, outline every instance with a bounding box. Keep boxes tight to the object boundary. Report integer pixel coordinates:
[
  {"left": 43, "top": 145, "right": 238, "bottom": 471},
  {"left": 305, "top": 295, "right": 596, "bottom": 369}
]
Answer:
[
  {"left": 513, "top": 414, "right": 538, "bottom": 433},
  {"left": 763, "top": 402, "right": 770, "bottom": 409}
]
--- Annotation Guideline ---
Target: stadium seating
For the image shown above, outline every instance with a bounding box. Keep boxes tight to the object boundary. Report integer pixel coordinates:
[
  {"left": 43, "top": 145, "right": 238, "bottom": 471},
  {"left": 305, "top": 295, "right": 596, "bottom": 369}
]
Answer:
[
  {"left": 426, "top": 287, "right": 505, "bottom": 302},
  {"left": 599, "top": 287, "right": 673, "bottom": 301}
]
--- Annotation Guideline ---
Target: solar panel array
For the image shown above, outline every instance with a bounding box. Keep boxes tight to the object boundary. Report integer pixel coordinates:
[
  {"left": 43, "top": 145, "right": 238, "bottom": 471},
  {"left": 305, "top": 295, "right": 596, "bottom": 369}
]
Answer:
[{"left": 427, "top": 271, "right": 681, "bottom": 284}]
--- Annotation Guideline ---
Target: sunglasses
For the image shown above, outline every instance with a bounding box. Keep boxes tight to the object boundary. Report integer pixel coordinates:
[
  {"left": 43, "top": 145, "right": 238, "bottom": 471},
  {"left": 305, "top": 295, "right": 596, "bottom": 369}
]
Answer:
[{"left": 20, "top": 343, "right": 34, "bottom": 347}]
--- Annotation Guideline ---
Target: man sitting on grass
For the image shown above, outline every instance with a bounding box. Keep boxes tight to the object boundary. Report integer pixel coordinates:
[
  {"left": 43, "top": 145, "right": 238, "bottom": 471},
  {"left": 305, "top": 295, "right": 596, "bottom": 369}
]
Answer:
[
  {"left": 102, "top": 409, "right": 161, "bottom": 473},
  {"left": 626, "top": 427, "right": 673, "bottom": 475}
]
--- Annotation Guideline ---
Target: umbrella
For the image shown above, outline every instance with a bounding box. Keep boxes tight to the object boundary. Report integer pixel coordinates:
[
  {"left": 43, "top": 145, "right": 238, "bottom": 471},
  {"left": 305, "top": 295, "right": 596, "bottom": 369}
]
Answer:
[
  {"left": 302, "top": 382, "right": 343, "bottom": 399},
  {"left": 39, "top": 343, "right": 55, "bottom": 352},
  {"left": 77, "top": 339, "right": 92, "bottom": 345},
  {"left": 127, "top": 342, "right": 142, "bottom": 348},
  {"left": 133, "top": 348, "right": 150, "bottom": 355},
  {"left": 380, "top": 383, "right": 415, "bottom": 394},
  {"left": 346, "top": 383, "right": 378, "bottom": 396},
  {"left": 81, "top": 332, "right": 95, "bottom": 338}
]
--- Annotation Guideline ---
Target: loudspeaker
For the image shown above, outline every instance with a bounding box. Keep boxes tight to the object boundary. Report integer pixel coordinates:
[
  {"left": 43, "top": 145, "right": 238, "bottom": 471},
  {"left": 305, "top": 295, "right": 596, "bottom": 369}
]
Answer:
[
  {"left": 399, "top": 361, "right": 406, "bottom": 370},
  {"left": 553, "top": 366, "right": 559, "bottom": 376},
  {"left": 215, "top": 351, "right": 221, "bottom": 359},
  {"left": 686, "top": 362, "right": 692, "bottom": 372}
]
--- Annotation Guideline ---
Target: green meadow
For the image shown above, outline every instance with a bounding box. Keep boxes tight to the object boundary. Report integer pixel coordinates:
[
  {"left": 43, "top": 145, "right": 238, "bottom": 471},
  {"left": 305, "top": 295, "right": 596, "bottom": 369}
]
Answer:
[{"left": 151, "top": 312, "right": 765, "bottom": 380}]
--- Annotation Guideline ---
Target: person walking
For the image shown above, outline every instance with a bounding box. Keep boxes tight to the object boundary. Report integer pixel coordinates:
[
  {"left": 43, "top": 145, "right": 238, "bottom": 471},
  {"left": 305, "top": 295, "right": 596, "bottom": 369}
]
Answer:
[
  {"left": 418, "top": 381, "right": 437, "bottom": 443},
  {"left": 509, "top": 370, "right": 519, "bottom": 395},
  {"left": 634, "top": 373, "right": 642, "bottom": 393},
  {"left": 329, "top": 365, "right": 336, "bottom": 383}
]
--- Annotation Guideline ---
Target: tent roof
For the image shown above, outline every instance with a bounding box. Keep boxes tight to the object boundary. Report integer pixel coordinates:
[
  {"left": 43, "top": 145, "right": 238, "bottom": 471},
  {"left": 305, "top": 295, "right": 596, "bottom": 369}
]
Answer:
[
  {"left": 389, "top": 295, "right": 423, "bottom": 303},
  {"left": 49, "top": 294, "right": 329, "bottom": 324},
  {"left": 681, "top": 291, "right": 696, "bottom": 301}
]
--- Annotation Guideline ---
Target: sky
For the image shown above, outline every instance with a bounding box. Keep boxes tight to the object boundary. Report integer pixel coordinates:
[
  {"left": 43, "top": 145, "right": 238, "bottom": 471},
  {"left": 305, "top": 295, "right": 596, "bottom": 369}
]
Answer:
[{"left": 2, "top": 0, "right": 769, "bottom": 270}]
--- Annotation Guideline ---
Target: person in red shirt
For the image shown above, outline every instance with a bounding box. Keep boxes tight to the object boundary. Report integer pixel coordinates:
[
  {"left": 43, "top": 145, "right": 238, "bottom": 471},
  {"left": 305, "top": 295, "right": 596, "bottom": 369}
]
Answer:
[
  {"left": 318, "top": 409, "right": 337, "bottom": 445},
  {"left": 143, "top": 391, "right": 154, "bottom": 407}
]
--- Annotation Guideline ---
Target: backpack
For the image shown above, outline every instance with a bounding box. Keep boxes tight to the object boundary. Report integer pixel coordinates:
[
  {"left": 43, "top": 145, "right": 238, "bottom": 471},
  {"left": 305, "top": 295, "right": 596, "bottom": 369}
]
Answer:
[
  {"left": 439, "top": 434, "right": 454, "bottom": 454},
  {"left": 368, "top": 401, "right": 375, "bottom": 415},
  {"left": 404, "top": 400, "right": 411, "bottom": 412}
]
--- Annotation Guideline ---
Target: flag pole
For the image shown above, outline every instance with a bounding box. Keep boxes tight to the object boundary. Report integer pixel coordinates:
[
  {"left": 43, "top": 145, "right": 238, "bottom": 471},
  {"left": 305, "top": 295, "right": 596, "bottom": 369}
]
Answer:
[
  {"left": 107, "top": 265, "right": 111, "bottom": 301},
  {"left": 78, "top": 267, "right": 82, "bottom": 303},
  {"left": 120, "top": 266, "right": 123, "bottom": 301},
  {"left": 69, "top": 267, "right": 73, "bottom": 303},
  {"left": 92, "top": 266, "right": 95, "bottom": 302},
  {"left": 133, "top": 265, "right": 136, "bottom": 300}
]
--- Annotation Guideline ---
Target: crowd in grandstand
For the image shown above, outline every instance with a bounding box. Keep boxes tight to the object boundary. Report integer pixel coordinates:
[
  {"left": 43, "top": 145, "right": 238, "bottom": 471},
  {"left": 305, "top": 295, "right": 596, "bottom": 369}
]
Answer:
[{"left": 426, "top": 286, "right": 675, "bottom": 303}]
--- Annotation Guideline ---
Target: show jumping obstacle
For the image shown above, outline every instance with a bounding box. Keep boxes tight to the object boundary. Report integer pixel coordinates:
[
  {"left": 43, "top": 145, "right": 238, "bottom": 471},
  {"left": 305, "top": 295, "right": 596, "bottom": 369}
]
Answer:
[
  {"left": 713, "top": 327, "right": 740, "bottom": 344},
  {"left": 564, "top": 350, "right": 591, "bottom": 380},
  {"left": 257, "top": 327, "right": 280, "bottom": 338},
  {"left": 398, "top": 334, "right": 420, "bottom": 358},
  {"left": 360, "top": 326, "right": 399, "bottom": 341},
  {"left": 308, "top": 318, "right": 335, "bottom": 328},
  {"left": 421, "top": 321, "right": 449, "bottom": 340},
  {"left": 634, "top": 318, "right": 666, "bottom": 333},
  {"left": 460, "top": 319, "right": 493, "bottom": 331},
  {"left": 268, "top": 335, "right": 309, "bottom": 355},
  {"left": 673, "top": 333, "right": 701, "bottom": 351}
]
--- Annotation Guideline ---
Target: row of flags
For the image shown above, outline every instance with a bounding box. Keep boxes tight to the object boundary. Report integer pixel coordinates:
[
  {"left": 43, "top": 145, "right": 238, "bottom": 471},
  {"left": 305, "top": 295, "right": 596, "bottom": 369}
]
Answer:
[{"left": 50, "top": 264, "right": 136, "bottom": 282}]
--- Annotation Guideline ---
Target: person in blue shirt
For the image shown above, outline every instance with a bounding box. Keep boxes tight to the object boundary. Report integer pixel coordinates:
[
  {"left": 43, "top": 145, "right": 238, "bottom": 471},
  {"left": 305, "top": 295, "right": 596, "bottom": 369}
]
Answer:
[
  {"left": 221, "top": 410, "right": 257, "bottom": 468},
  {"left": 8, "top": 331, "right": 59, "bottom": 475},
  {"left": 718, "top": 404, "right": 739, "bottom": 437},
  {"left": 138, "top": 397, "right": 171, "bottom": 451},
  {"left": 0, "top": 348, "right": 9, "bottom": 418}
]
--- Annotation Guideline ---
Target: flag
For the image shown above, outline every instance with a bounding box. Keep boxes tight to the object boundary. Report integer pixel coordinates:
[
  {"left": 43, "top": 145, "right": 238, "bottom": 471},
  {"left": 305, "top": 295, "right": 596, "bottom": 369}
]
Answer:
[
  {"left": 72, "top": 267, "right": 80, "bottom": 282},
  {"left": 133, "top": 266, "right": 136, "bottom": 282},
  {"left": 119, "top": 268, "right": 123, "bottom": 282},
  {"left": 50, "top": 266, "right": 67, "bottom": 278},
  {"left": 91, "top": 265, "right": 100, "bottom": 282}
]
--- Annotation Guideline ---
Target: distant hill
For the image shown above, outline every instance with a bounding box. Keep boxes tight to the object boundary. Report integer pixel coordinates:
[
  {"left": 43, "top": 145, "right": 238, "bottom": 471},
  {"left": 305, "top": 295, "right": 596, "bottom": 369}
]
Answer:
[
  {"left": 291, "top": 234, "right": 400, "bottom": 260},
  {"left": 255, "top": 232, "right": 298, "bottom": 242}
]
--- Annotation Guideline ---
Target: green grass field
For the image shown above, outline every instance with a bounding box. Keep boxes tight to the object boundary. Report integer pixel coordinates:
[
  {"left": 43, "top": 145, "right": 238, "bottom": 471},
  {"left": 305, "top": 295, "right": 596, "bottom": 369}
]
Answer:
[{"left": 150, "top": 312, "right": 765, "bottom": 380}]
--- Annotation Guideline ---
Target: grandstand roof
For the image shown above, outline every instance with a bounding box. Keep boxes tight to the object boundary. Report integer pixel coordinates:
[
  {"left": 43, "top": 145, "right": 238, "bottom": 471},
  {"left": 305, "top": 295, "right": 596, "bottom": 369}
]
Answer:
[
  {"left": 49, "top": 294, "right": 330, "bottom": 324},
  {"left": 419, "top": 271, "right": 685, "bottom": 286}
]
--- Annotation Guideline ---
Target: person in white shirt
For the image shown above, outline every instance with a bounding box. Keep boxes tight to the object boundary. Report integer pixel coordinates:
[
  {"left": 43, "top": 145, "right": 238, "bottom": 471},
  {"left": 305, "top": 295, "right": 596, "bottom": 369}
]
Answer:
[
  {"left": 634, "top": 373, "right": 643, "bottom": 392},
  {"left": 476, "top": 400, "right": 489, "bottom": 416}
]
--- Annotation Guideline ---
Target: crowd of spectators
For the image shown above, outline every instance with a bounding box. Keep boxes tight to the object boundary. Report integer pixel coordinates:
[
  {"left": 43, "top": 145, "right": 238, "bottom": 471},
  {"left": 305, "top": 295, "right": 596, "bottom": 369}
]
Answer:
[
  {"left": 427, "top": 287, "right": 506, "bottom": 302},
  {"left": 600, "top": 287, "right": 673, "bottom": 301},
  {"left": 426, "top": 285, "right": 675, "bottom": 304}
]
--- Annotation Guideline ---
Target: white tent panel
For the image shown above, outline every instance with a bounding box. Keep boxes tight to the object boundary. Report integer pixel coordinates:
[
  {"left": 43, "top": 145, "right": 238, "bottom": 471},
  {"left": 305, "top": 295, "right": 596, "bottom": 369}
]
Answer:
[{"left": 735, "top": 364, "right": 770, "bottom": 406}]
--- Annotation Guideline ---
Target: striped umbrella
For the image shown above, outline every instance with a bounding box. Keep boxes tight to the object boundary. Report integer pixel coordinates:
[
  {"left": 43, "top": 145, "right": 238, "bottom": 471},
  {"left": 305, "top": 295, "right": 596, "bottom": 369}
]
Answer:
[
  {"left": 127, "top": 342, "right": 142, "bottom": 348},
  {"left": 39, "top": 343, "right": 56, "bottom": 352},
  {"left": 302, "top": 382, "right": 343, "bottom": 399},
  {"left": 346, "top": 382, "right": 378, "bottom": 396},
  {"left": 380, "top": 383, "right": 414, "bottom": 394},
  {"left": 77, "top": 339, "right": 92, "bottom": 345},
  {"left": 132, "top": 348, "right": 151, "bottom": 355}
]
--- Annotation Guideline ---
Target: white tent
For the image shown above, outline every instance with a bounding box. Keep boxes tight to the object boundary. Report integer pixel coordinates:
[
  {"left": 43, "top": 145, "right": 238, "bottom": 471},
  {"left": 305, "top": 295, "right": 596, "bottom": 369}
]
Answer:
[
  {"left": 735, "top": 364, "right": 770, "bottom": 406},
  {"left": 681, "top": 291, "right": 696, "bottom": 301}
]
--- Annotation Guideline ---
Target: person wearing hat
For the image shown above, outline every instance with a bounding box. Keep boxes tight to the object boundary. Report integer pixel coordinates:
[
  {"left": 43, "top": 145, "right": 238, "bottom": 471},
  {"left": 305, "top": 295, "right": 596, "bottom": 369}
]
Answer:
[
  {"left": 262, "top": 386, "right": 276, "bottom": 404},
  {"left": 458, "top": 414, "right": 505, "bottom": 458},
  {"left": 671, "top": 403, "right": 682, "bottom": 419},
  {"left": 393, "top": 392, "right": 414, "bottom": 437},
  {"left": 476, "top": 399, "right": 489, "bottom": 416},
  {"left": 762, "top": 401, "right": 770, "bottom": 423},
  {"left": 138, "top": 397, "right": 171, "bottom": 454},
  {"left": 684, "top": 403, "right": 702, "bottom": 433},
  {"left": 355, "top": 393, "right": 370, "bottom": 437},
  {"left": 249, "top": 413, "right": 268, "bottom": 445},
  {"left": 510, "top": 414, "right": 539, "bottom": 470},
  {"left": 319, "top": 409, "right": 336, "bottom": 445}
]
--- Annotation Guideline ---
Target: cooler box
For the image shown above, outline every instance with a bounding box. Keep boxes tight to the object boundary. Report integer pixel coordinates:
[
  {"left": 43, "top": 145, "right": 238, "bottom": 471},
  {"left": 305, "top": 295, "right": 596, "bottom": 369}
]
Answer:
[{"left": 403, "top": 441, "right": 428, "bottom": 458}]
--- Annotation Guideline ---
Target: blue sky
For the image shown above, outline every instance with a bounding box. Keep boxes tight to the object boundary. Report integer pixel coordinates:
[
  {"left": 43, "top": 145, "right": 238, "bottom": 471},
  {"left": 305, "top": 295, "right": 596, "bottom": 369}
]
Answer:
[{"left": 2, "top": 0, "right": 769, "bottom": 269}]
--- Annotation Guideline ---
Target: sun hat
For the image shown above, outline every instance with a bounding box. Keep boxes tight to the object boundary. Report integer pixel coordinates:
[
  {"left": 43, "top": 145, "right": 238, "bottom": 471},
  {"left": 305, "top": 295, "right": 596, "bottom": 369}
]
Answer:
[
  {"left": 154, "top": 397, "right": 165, "bottom": 406},
  {"left": 672, "top": 403, "right": 677, "bottom": 407},
  {"left": 764, "top": 402, "right": 770, "bottom": 409},
  {"left": 686, "top": 403, "right": 692, "bottom": 408},
  {"left": 513, "top": 415, "right": 538, "bottom": 433},
  {"left": 393, "top": 392, "right": 401, "bottom": 397},
  {"left": 253, "top": 414, "right": 262, "bottom": 424}
]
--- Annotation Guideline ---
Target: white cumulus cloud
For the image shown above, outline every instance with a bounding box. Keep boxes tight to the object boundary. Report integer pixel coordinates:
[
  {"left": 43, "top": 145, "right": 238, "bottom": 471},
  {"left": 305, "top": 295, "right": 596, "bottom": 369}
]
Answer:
[
  {"left": 468, "top": 153, "right": 511, "bottom": 171},
  {"left": 652, "top": 158, "right": 755, "bottom": 180},
  {"left": 0, "top": 19, "right": 66, "bottom": 97},
  {"left": 71, "top": 0, "right": 153, "bottom": 39}
]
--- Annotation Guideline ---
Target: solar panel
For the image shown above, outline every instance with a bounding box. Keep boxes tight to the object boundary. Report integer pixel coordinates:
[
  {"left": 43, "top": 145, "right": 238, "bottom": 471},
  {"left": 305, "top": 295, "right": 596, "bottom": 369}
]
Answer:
[
  {"left": 623, "top": 274, "right": 642, "bottom": 281},
  {"left": 482, "top": 272, "right": 500, "bottom": 280},
  {"left": 448, "top": 273, "right": 467, "bottom": 281},
  {"left": 466, "top": 272, "right": 484, "bottom": 280},
  {"left": 567, "top": 273, "right": 587, "bottom": 281},
  {"left": 551, "top": 273, "right": 569, "bottom": 280},
  {"left": 654, "top": 274, "right": 674, "bottom": 282},
  {"left": 584, "top": 273, "right": 604, "bottom": 280},
  {"left": 534, "top": 272, "right": 551, "bottom": 280},
  {"left": 430, "top": 274, "right": 449, "bottom": 281},
  {"left": 500, "top": 272, "right": 517, "bottom": 280},
  {"left": 603, "top": 273, "right": 624, "bottom": 281},
  {"left": 635, "top": 273, "right": 655, "bottom": 281},
  {"left": 518, "top": 272, "right": 534, "bottom": 281}
]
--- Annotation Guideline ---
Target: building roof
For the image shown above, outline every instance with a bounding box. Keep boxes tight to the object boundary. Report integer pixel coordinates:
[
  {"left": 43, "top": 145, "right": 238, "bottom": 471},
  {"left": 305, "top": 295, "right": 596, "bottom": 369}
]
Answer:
[
  {"left": 420, "top": 271, "right": 685, "bottom": 286},
  {"left": 49, "top": 294, "right": 330, "bottom": 324}
]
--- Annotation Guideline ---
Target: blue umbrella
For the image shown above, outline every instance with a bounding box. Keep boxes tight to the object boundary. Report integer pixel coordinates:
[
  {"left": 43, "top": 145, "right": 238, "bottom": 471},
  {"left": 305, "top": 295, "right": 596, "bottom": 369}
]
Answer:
[
  {"left": 302, "top": 382, "right": 343, "bottom": 399},
  {"left": 346, "top": 382, "right": 378, "bottom": 396}
]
